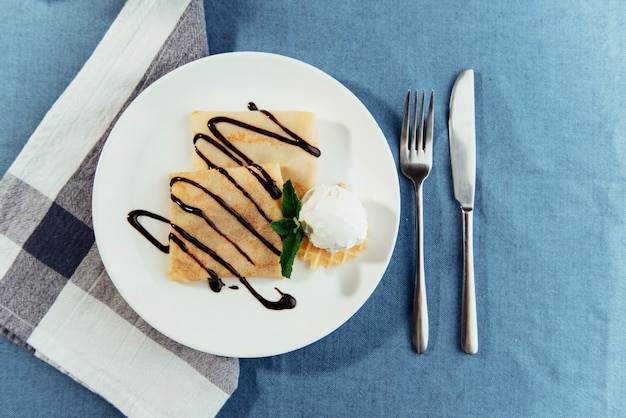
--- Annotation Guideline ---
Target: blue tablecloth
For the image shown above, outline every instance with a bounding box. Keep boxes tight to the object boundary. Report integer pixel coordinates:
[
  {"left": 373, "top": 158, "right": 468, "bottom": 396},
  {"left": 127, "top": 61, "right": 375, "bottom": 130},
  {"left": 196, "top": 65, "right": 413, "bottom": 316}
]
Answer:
[{"left": 1, "top": 1, "right": 625, "bottom": 416}]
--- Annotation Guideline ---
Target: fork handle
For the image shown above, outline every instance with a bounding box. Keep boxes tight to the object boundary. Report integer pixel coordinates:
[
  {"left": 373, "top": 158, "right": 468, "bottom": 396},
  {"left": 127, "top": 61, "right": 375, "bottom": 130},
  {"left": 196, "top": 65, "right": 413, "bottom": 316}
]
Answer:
[
  {"left": 461, "top": 209, "right": 478, "bottom": 354},
  {"left": 412, "top": 184, "right": 429, "bottom": 354}
]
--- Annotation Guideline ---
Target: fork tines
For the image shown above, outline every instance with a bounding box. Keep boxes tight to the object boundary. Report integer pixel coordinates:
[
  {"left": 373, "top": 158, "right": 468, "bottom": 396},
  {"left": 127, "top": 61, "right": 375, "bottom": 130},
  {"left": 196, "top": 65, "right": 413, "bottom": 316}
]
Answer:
[
  {"left": 400, "top": 90, "right": 434, "bottom": 183},
  {"left": 401, "top": 90, "right": 434, "bottom": 159}
]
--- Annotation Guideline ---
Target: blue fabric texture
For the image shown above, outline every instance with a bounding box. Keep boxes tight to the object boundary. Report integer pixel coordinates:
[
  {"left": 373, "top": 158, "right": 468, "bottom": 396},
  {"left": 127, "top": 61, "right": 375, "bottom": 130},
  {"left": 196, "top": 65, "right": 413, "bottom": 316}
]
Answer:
[{"left": 2, "top": 0, "right": 625, "bottom": 417}]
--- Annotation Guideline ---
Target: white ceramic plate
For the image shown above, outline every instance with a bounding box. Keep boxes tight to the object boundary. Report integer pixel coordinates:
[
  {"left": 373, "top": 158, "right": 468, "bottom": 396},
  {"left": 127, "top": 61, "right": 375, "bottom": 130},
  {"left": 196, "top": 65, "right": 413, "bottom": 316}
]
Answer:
[{"left": 93, "top": 52, "right": 399, "bottom": 357}]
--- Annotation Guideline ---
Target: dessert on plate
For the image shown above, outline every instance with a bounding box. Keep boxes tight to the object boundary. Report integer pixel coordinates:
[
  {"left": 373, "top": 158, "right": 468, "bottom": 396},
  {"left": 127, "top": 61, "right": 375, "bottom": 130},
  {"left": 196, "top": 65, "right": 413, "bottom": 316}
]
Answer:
[
  {"left": 191, "top": 108, "right": 320, "bottom": 197},
  {"left": 132, "top": 104, "right": 369, "bottom": 284},
  {"left": 168, "top": 163, "right": 284, "bottom": 282},
  {"left": 297, "top": 184, "right": 369, "bottom": 270}
]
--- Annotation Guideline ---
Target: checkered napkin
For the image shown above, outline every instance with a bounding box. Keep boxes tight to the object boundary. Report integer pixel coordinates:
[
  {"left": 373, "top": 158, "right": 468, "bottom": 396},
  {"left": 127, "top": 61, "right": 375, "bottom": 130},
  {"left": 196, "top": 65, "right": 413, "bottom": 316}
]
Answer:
[{"left": 0, "top": 0, "right": 238, "bottom": 416}]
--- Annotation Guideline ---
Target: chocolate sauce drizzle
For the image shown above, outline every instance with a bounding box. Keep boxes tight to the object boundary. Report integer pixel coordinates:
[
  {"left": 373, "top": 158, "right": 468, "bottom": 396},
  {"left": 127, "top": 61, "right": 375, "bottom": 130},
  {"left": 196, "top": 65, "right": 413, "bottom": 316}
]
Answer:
[
  {"left": 214, "top": 166, "right": 277, "bottom": 222},
  {"left": 127, "top": 210, "right": 170, "bottom": 253},
  {"left": 170, "top": 176, "right": 281, "bottom": 257},
  {"left": 193, "top": 102, "right": 321, "bottom": 195},
  {"left": 126, "top": 103, "right": 321, "bottom": 311},
  {"left": 127, "top": 210, "right": 296, "bottom": 311}
]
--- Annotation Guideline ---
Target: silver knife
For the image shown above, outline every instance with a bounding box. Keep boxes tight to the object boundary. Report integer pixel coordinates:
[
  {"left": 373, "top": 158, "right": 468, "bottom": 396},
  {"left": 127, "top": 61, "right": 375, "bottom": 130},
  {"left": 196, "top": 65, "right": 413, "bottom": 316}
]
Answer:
[{"left": 448, "top": 69, "right": 478, "bottom": 354}]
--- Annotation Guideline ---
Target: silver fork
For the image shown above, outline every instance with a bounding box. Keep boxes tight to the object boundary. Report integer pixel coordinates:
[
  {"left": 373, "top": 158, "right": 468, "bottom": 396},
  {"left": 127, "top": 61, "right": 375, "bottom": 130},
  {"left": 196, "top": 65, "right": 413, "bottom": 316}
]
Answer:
[{"left": 400, "top": 89, "right": 434, "bottom": 354}]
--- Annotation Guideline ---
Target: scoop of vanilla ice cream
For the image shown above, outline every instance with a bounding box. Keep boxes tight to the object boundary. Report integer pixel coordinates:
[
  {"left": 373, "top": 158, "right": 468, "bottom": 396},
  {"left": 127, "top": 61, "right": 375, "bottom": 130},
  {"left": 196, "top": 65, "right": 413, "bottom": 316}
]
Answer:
[{"left": 298, "top": 184, "right": 367, "bottom": 252}]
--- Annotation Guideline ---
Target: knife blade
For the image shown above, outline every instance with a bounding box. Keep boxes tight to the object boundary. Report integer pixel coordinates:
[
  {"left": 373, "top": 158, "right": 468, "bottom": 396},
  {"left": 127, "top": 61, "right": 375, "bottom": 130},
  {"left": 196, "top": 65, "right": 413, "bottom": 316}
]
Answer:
[{"left": 449, "top": 69, "right": 478, "bottom": 354}]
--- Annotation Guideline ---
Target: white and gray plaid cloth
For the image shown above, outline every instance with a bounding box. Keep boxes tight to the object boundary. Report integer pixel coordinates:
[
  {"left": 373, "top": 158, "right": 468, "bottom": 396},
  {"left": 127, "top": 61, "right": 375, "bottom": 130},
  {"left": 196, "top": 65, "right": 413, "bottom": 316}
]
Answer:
[{"left": 0, "top": 1, "right": 238, "bottom": 416}]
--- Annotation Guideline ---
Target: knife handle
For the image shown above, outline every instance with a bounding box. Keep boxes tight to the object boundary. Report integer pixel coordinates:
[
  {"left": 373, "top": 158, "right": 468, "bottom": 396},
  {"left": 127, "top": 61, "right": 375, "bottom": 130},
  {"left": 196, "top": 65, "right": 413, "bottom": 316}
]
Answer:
[
  {"left": 412, "top": 184, "right": 428, "bottom": 354},
  {"left": 461, "top": 208, "right": 478, "bottom": 354}
]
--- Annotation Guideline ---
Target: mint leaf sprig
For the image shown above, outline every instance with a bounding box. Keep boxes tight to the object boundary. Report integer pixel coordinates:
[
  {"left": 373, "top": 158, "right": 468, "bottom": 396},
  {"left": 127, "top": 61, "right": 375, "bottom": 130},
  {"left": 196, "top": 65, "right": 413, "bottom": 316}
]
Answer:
[{"left": 271, "top": 180, "right": 305, "bottom": 278}]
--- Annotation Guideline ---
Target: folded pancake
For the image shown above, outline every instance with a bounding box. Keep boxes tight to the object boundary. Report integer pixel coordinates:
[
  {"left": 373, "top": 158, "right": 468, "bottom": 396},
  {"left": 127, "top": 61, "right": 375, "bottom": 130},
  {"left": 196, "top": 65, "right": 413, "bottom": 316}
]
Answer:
[
  {"left": 168, "top": 163, "right": 284, "bottom": 282},
  {"left": 191, "top": 109, "right": 320, "bottom": 197}
]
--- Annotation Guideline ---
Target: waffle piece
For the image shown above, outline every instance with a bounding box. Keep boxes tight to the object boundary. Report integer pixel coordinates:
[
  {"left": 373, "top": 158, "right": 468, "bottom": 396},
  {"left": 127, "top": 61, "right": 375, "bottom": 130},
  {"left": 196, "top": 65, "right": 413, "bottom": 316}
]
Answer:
[
  {"left": 191, "top": 109, "right": 319, "bottom": 197},
  {"left": 298, "top": 236, "right": 368, "bottom": 270},
  {"left": 168, "top": 163, "right": 283, "bottom": 282}
]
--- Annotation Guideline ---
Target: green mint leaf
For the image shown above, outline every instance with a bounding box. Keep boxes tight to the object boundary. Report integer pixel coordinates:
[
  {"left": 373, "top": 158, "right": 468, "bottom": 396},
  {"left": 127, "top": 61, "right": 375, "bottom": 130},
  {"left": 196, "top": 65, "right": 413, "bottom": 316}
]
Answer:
[
  {"left": 272, "top": 180, "right": 305, "bottom": 278},
  {"left": 271, "top": 217, "right": 299, "bottom": 236},
  {"left": 281, "top": 180, "right": 301, "bottom": 219},
  {"left": 279, "top": 228, "right": 305, "bottom": 278}
]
